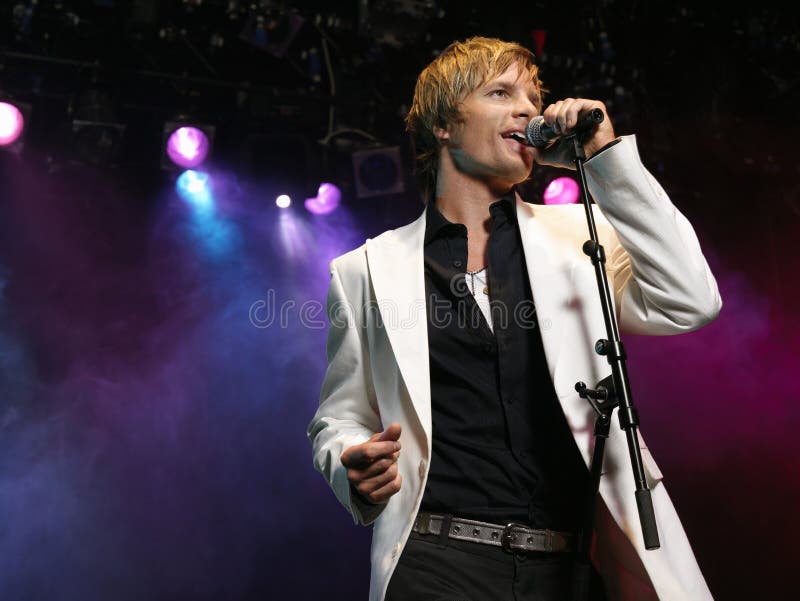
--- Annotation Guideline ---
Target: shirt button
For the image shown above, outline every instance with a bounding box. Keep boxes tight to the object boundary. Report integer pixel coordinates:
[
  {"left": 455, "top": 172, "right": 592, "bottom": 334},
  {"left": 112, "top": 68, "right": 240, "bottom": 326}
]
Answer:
[
  {"left": 418, "top": 460, "right": 427, "bottom": 479},
  {"left": 392, "top": 542, "right": 401, "bottom": 558},
  {"left": 452, "top": 260, "right": 462, "bottom": 268}
]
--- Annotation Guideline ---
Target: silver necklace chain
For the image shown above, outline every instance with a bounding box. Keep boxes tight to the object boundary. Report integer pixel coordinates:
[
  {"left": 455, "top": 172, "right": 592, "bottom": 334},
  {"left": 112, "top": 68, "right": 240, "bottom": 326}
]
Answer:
[{"left": 466, "top": 267, "right": 489, "bottom": 296}]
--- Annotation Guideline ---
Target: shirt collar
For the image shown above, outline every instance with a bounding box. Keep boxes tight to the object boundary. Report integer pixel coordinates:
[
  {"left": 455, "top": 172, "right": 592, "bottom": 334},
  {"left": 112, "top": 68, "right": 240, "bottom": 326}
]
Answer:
[
  {"left": 424, "top": 200, "right": 463, "bottom": 245},
  {"left": 489, "top": 192, "right": 517, "bottom": 223},
  {"left": 425, "top": 191, "right": 518, "bottom": 245}
]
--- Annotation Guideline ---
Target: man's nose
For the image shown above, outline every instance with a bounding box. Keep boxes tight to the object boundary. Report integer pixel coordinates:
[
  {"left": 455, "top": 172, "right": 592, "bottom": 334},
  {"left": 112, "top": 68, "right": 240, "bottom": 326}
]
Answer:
[{"left": 514, "top": 97, "right": 538, "bottom": 119}]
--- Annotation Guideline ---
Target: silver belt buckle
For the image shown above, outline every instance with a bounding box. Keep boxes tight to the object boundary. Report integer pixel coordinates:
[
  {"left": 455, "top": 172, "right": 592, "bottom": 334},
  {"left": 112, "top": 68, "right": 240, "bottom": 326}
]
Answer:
[{"left": 500, "top": 522, "right": 527, "bottom": 552}]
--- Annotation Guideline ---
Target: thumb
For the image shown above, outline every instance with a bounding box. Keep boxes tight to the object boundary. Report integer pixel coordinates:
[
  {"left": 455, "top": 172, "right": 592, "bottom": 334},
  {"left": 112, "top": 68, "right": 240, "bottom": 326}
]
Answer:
[{"left": 377, "top": 423, "right": 402, "bottom": 443}]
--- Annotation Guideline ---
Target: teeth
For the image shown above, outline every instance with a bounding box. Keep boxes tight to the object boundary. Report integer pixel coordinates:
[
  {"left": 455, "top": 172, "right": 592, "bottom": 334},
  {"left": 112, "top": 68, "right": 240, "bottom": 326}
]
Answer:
[{"left": 507, "top": 132, "right": 527, "bottom": 144}]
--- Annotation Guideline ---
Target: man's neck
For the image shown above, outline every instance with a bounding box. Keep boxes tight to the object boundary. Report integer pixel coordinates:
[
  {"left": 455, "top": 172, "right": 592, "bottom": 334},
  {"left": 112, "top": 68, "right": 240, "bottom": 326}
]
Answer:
[
  {"left": 433, "top": 171, "right": 517, "bottom": 273},
  {"left": 434, "top": 174, "right": 513, "bottom": 233}
]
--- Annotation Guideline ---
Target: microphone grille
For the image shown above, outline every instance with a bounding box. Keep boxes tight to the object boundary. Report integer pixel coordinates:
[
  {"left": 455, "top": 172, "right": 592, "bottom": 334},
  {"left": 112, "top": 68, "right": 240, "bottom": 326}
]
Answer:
[{"left": 526, "top": 116, "right": 547, "bottom": 147}]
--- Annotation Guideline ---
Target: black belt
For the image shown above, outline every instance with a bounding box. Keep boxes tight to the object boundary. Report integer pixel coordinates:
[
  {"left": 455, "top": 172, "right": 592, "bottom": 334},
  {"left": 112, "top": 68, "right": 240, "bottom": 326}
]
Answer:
[{"left": 412, "top": 512, "right": 573, "bottom": 553}]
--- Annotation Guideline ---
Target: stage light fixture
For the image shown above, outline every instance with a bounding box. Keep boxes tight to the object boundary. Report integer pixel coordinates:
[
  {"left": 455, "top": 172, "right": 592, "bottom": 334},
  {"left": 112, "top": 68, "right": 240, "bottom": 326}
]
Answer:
[
  {"left": 351, "top": 146, "right": 404, "bottom": 199},
  {"left": 0, "top": 102, "right": 25, "bottom": 146},
  {"left": 276, "top": 195, "right": 292, "bottom": 209},
  {"left": 162, "top": 121, "right": 215, "bottom": 170},
  {"left": 304, "top": 183, "right": 341, "bottom": 215},
  {"left": 543, "top": 177, "right": 580, "bottom": 205},
  {"left": 0, "top": 99, "right": 31, "bottom": 154},
  {"left": 166, "top": 126, "right": 210, "bottom": 168}
]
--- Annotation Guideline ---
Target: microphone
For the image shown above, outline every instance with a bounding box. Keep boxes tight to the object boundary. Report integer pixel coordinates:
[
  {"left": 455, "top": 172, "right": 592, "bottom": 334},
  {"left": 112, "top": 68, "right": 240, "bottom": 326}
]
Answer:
[{"left": 524, "top": 108, "right": 605, "bottom": 148}]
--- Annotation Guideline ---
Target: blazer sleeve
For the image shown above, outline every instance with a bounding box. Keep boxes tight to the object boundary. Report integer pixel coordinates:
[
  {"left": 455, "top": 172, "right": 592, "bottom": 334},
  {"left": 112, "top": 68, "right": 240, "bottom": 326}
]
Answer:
[
  {"left": 307, "top": 257, "right": 387, "bottom": 525},
  {"left": 583, "top": 135, "right": 722, "bottom": 335}
]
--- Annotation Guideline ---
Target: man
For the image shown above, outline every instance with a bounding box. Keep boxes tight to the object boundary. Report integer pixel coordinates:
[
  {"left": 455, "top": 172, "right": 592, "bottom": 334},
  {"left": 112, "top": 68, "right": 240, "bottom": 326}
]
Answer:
[{"left": 308, "top": 36, "right": 721, "bottom": 601}]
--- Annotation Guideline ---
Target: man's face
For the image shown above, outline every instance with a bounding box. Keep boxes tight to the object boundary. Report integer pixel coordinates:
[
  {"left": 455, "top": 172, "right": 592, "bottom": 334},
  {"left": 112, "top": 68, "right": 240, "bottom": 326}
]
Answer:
[{"left": 439, "top": 63, "right": 541, "bottom": 192}]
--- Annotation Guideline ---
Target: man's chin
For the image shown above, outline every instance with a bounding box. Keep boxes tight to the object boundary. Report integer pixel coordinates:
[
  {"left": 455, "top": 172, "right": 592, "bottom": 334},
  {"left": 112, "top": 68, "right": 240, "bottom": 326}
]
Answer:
[
  {"left": 489, "top": 173, "right": 530, "bottom": 195},
  {"left": 508, "top": 165, "right": 534, "bottom": 186}
]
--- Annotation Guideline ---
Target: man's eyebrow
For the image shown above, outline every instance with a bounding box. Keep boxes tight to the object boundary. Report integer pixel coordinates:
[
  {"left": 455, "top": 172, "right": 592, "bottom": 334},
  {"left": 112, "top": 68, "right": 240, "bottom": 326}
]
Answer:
[
  {"left": 484, "top": 78, "right": 541, "bottom": 104},
  {"left": 484, "top": 78, "right": 515, "bottom": 90}
]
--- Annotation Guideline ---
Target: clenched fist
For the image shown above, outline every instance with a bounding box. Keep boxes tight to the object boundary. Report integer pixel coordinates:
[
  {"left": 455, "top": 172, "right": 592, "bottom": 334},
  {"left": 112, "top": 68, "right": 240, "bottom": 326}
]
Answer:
[
  {"left": 534, "top": 98, "right": 616, "bottom": 169},
  {"left": 341, "top": 423, "right": 403, "bottom": 505}
]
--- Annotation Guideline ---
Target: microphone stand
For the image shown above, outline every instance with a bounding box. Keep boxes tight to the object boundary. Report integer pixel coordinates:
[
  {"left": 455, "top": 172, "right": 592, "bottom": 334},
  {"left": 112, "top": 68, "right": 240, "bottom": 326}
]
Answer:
[{"left": 562, "top": 131, "right": 660, "bottom": 601}]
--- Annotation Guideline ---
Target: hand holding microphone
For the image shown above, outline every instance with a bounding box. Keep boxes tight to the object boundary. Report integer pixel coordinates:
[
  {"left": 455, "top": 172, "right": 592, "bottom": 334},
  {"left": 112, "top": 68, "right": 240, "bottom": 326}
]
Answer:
[
  {"left": 525, "top": 98, "right": 617, "bottom": 169},
  {"left": 526, "top": 108, "right": 605, "bottom": 147}
]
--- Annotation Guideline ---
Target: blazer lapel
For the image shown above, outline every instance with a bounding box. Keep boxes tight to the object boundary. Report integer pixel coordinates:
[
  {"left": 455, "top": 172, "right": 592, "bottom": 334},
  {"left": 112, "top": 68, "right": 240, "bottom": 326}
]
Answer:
[
  {"left": 517, "top": 197, "right": 607, "bottom": 449},
  {"left": 365, "top": 211, "right": 432, "bottom": 445},
  {"left": 515, "top": 197, "right": 570, "bottom": 388}
]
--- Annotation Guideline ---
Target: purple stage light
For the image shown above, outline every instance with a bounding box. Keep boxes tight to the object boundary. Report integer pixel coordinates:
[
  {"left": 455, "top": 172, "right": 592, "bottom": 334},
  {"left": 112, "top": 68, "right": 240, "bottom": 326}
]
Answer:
[
  {"left": 276, "top": 195, "right": 292, "bottom": 209},
  {"left": 0, "top": 102, "right": 24, "bottom": 146},
  {"left": 304, "top": 183, "right": 341, "bottom": 215},
  {"left": 543, "top": 177, "right": 580, "bottom": 205},
  {"left": 166, "top": 126, "right": 210, "bottom": 168}
]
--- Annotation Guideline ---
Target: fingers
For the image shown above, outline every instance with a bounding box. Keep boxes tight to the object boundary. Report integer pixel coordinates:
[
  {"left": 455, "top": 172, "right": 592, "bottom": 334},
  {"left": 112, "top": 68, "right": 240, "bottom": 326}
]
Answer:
[
  {"left": 346, "top": 453, "right": 401, "bottom": 502},
  {"left": 344, "top": 423, "right": 402, "bottom": 468},
  {"left": 341, "top": 440, "right": 400, "bottom": 468},
  {"left": 377, "top": 422, "right": 402, "bottom": 442},
  {"left": 342, "top": 423, "right": 402, "bottom": 469},
  {"left": 543, "top": 98, "right": 606, "bottom": 135},
  {"left": 366, "top": 422, "right": 402, "bottom": 444},
  {"left": 541, "top": 98, "right": 616, "bottom": 159},
  {"left": 341, "top": 423, "right": 404, "bottom": 503},
  {"left": 356, "top": 469, "right": 403, "bottom": 505},
  {"left": 357, "top": 460, "right": 398, "bottom": 494},
  {"left": 351, "top": 452, "right": 400, "bottom": 479}
]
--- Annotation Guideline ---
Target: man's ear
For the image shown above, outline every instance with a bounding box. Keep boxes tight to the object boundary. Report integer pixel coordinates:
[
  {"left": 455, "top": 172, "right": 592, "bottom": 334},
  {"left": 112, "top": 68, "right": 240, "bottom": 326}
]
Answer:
[{"left": 433, "top": 123, "right": 449, "bottom": 142}]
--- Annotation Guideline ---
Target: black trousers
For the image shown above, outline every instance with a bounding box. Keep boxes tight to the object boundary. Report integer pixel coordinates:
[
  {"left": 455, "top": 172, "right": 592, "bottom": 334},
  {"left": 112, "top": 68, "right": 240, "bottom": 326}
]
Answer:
[{"left": 385, "top": 532, "right": 607, "bottom": 601}]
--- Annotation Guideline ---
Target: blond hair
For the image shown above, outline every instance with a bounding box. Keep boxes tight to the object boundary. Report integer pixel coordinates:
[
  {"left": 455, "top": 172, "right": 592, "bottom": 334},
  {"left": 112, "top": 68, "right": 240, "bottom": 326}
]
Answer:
[{"left": 405, "top": 36, "right": 544, "bottom": 202}]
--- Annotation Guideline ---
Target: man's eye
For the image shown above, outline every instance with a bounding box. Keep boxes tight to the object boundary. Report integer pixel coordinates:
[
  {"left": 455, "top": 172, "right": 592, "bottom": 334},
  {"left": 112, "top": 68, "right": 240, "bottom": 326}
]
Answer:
[{"left": 491, "top": 89, "right": 507, "bottom": 97}]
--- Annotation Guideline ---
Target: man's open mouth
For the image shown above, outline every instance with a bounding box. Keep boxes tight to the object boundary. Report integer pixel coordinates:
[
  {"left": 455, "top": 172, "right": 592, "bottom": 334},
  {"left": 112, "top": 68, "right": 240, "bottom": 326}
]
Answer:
[{"left": 502, "top": 132, "right": 528, "bottom": 145}]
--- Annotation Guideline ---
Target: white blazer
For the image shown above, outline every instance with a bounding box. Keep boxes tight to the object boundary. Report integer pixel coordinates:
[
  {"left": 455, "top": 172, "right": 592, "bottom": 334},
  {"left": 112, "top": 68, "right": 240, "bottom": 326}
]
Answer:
[{"left": 309, "top": 136, "right": 721, "bottom": 601}]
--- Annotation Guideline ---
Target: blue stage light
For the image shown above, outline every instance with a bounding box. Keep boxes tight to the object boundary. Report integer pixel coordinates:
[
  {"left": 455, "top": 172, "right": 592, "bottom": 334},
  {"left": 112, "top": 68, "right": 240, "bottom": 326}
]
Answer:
[{"left": 176, "top": 170, "right": 213, "bottom": 210}]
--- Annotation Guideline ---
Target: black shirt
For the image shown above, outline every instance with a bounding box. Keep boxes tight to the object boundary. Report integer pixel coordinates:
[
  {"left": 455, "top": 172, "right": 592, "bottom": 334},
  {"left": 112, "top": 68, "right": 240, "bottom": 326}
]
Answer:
[{"left": 420, "top": 195, "right": 590, "bottom": 531}]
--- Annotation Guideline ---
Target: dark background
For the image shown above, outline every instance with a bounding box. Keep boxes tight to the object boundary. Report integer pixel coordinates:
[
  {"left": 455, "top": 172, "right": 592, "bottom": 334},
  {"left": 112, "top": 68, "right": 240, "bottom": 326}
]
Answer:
[{"left": 0, "top": 1, "right": 798, "bottom": 599}]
